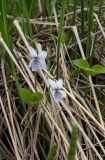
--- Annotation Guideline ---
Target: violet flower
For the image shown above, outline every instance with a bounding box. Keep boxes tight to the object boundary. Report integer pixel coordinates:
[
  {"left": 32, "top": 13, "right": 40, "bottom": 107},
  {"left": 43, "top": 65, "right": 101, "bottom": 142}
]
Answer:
[
  {"left": 48, "top": 78, "right": 66, "bottom": 103},
  {"left": 28, "top": 46, "right": 47, "bottom": 71}
]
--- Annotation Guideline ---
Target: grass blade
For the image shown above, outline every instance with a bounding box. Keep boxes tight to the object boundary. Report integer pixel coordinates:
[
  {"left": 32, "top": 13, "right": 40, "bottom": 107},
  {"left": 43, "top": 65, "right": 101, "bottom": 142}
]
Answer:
[
  {"left": 46, "top": 144, "right": 57, "bottom": 160},
  {"left": 56, "top": 0, "right": 67, "bottom": 79},
  {"left": 80, "top": 0, "right": 85, "bottom": 39},
  {"left": 67, "top": 124, "right": 78, "bottom": 160},
  {"left": 86, "top": 0, "right": 94, "bottom": 57}
]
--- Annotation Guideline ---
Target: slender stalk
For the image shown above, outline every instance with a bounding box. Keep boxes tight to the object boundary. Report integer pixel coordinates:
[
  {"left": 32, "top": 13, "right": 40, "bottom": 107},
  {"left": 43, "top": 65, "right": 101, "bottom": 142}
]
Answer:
[
  {"left": 80, "top": 0, "right": 85, "bottom": 39},
  {"left": 70, "top": 0, "right": 77, "bottom": 59},
  {"left": 0, "top": 0, "right": 11, "bottom": 47},
  {"left": 56, "top": 0, "right": 67, "bottom": 79},
  {"left": 86, "top": 0, "right": 94, "bottom": 57},
  {"left": 45, "top": 0, "right": 51, "bottom": 17},
  {"left": 71, "top": 0, "right": 77, "bottom": 26},
  {"left": 29, "top": 0, "right": 36, "bottom": 17},
  {"left": 21, "top": 0, "right": 33, "bottom": 38}
]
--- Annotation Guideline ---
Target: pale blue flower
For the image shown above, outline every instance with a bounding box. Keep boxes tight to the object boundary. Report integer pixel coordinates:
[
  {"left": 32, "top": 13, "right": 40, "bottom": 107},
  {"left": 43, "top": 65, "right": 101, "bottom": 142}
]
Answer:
[
  {"left": 28, "top": 46, "right": 47, "bottom": 71},
  {"left": 48, "top": 78, "right": 66, "bottom": 103}
]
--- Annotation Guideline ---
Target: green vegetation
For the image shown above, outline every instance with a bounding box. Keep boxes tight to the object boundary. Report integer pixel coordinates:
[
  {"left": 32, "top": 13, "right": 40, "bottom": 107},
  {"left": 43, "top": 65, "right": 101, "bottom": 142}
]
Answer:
[
  {"left": 20, "top": 87, "right": 43, "bottom": 105},
  {"left": 0, "top": 0, "right": 105, "bottom": 160},
  {"left": 67, "top": 124, "right": 78, "bottom": 160},
  {"left": 73, "top": 59, "right": 105, "bottom": 75}
]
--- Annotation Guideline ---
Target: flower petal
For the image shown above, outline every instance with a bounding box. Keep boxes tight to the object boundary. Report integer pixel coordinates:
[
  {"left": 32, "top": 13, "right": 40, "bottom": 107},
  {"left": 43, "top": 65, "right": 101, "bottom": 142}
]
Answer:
[
  {"left": 59, "top": 90, "right": 66, "bottom": 99},
  {"left": 38, "top": 58, "right": 47, "bottom": 70},
  {"left": 29, "top": 59, "right": 34, "bottom": 68},
  {"left": 38, "top": 51, "right": 47, "bottom": 58},
  {"left": 28, "top": 46, "right": 37, "bottom": 58},
  {"left": 29, "top": 59, "right": 39, "bottom": 71},
  {"left": 51, "top": 89, "right": 66, "bottom": 103},
  {"left": 51, "top": 90, "right": 62, "bottom": 103},
  {"left": 56, "top": 79, "right": 63, "bottom": 89},
  {"left": 48, "top": 79, "right": 57, "bottom": 89}
]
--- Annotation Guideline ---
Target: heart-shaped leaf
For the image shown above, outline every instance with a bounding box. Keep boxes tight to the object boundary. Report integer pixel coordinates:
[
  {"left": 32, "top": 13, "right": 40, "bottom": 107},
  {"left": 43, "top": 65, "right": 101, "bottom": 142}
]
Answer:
[
  {"left": 20, "top": 88, "right": 43, "bottom": 105},
  {"left": 71, "top": 68, "right": 81, "bottom": 77},
  {"left": 29, "top": 92, "right": 44, "bottom": 105},
  {"left": 20, "top": 88, "right": 32, "bottom": 104},
  {"left": 73, "top": 59, "right": 90, "bottom": 71},
  {"left": 81, "top": 64, "right": 105, "bottom": 75},
  {"left": 92, "top": 65, "right": 105, "bottom": 75},
  {"left": 73, "top": 59, "right": 105, "bottom": 76}
]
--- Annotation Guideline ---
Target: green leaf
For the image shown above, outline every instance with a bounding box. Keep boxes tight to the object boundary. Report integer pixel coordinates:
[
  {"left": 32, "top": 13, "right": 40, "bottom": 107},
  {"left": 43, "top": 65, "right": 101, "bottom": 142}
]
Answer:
[
  {"left": 47, "top": 144, "right": 57, "bottom": 160},
  {"left": 73, "top": 59, "right": 95, "bottom": 75},
  {"left": 84, "top": 65, "right": 105, "bottom": 76},
  {"left": 92, "top": 65, "right": 105, "bottom": 75},
  {"left": 20, "top": 88, "right": 32, "bottom": 104},
  {"left": 71, "top": 68, "right": 81, "bottom": 77},
  {"left": 29, "top": 92, "right": 44, "bottom": 105},
  {"left": 73, "top": 59, "right": 90, "bottom": 71},
  {"left": 20, "top": 88, "right": 43, "bottom": 105},
  {"left": 73, "top": 59, "right": 105, "bottom": 76}
]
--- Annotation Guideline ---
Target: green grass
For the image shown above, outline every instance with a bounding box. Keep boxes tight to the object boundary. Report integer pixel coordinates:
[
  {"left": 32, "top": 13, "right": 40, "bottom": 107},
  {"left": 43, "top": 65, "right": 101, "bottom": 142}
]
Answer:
[
  {"left": 86, "top": 0, "right": 94, "bottom": 57},
  {"left": 80, "top": 0, "right": 85, "bottom": 39},
  {"left": 0, "top": 1, "right": 105, "bottom": 160},
  {"left": 56, "top": 0, "right": 67, "bottom": 79},
  {"left": 67, "top": 124, "right": 78, "bottom": 160}
]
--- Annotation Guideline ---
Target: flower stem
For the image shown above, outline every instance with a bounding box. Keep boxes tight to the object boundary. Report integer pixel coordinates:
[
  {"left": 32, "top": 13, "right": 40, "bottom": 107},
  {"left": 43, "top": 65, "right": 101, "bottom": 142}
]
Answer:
[{"left": 56, "top": 0, "right": 66, "bottom": 80}]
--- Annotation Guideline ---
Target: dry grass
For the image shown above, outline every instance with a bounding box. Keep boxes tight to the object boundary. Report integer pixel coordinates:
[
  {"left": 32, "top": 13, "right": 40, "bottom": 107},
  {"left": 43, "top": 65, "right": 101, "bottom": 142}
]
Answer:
[{"left": 0, "top": 4, "right": 105, "bottom": 160}]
